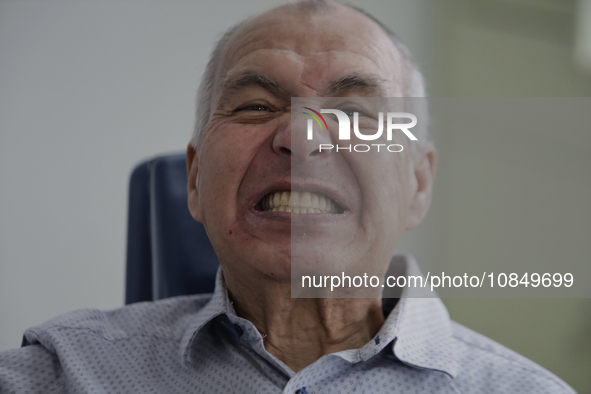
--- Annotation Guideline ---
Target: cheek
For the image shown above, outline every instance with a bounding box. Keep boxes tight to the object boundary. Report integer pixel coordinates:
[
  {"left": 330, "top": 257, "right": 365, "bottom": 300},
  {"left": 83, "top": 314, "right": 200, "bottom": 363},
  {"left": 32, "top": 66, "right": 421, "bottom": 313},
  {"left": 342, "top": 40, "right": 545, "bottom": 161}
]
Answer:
[
  {"left": 197, "top": 128, "right": 253, "bottom": 255},
  {"left": 196, "top": 123, "right": 271, "bottom": 220},
  {"left": 343, "top": 150, "right": 412, "bottom": 260},
  {"left": 349, "top": 150, "right": 410, "bottom": 218}
]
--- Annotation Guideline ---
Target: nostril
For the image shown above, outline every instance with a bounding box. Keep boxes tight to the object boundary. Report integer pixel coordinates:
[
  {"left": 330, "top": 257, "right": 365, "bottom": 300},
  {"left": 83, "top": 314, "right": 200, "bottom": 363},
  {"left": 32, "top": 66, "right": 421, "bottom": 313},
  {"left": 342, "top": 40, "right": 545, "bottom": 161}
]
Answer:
[{"left": 280, "top": 147, "right": 291, "bottom": 155}]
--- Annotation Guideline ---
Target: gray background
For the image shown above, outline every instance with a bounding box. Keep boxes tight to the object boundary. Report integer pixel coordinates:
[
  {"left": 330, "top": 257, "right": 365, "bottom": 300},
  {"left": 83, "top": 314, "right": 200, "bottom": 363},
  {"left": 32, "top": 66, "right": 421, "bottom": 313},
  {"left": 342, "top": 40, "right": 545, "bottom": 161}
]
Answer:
[{"left": 1, "top": 0, "right": 590, "bottom": 392}]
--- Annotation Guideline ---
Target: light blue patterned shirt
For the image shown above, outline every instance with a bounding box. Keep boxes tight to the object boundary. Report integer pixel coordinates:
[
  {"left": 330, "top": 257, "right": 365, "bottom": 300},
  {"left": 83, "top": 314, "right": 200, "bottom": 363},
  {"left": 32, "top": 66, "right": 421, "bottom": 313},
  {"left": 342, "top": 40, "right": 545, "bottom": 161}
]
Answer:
[{"left": 0, "top": 256, "right": 576, "bottom": 393}]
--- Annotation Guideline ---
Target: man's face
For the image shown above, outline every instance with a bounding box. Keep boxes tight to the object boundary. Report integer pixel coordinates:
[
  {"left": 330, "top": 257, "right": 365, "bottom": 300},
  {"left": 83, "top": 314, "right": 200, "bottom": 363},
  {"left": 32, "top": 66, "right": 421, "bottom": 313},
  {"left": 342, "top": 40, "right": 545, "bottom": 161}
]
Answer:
[{"left": 187, "top": 4, "right": 434, "bottom": 284}]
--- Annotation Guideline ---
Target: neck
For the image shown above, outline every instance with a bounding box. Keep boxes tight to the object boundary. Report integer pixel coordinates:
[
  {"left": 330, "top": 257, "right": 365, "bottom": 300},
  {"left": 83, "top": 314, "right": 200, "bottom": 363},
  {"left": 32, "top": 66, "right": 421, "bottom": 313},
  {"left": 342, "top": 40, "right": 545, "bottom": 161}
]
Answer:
[{"left": 224, "top": 269, "right": 385, "bottom": 373}]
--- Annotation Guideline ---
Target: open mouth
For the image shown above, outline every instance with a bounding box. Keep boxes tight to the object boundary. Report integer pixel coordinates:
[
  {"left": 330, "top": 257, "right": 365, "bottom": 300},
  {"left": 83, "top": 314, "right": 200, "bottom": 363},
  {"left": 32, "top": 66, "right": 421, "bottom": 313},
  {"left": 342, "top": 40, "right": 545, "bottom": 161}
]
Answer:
[{"left": 257, "top": 191, "right": 342, "bottom": 214}]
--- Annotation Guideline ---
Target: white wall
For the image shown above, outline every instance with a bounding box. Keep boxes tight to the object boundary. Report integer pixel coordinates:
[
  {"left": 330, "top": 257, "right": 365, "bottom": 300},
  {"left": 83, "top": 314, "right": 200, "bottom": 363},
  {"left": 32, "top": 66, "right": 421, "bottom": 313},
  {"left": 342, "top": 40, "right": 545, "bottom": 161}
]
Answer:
[{"left": 0, "top": 0, "right": 431, "bottom": 352}]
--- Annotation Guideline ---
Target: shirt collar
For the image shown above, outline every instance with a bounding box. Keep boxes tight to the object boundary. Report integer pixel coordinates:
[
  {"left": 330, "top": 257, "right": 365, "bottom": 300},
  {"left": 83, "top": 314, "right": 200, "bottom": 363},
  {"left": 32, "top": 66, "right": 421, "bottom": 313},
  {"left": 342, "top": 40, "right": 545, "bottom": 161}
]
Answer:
[
  {"left": 181, "top": 254, "right": 458, "bottom": 378},
  {"left": 390, "top": 294, "right": 459, "bottom": 378},
  {"left": 389, "top": 254, "right": 459, "bottom": 378},
  {"left": 180, "top": 268, "right": 233, "bottom": 364}
]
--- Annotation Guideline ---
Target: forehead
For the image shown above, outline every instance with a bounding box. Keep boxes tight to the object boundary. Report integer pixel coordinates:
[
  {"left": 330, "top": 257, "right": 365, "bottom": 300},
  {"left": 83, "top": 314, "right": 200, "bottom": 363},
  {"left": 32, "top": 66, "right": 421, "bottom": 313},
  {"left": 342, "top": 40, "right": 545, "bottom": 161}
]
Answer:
[{"left": 219, "top": 4, "right": 404, "bottom": 95}]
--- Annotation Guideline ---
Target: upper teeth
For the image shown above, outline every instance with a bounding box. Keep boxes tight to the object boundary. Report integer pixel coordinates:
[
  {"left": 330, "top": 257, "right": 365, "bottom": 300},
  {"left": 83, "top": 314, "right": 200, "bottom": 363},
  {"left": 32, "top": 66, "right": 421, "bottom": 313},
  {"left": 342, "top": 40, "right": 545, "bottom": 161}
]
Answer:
[{"left": 261, "top": 191, "right": 338, "bottom": 213}]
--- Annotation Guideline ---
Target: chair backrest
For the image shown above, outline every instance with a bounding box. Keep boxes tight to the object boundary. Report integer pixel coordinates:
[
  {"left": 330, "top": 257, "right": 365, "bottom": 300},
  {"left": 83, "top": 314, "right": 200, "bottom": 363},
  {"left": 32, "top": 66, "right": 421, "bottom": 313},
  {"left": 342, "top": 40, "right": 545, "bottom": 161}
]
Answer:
[{"left": 125, "top": 153, "right": 219, "bottom": 304}]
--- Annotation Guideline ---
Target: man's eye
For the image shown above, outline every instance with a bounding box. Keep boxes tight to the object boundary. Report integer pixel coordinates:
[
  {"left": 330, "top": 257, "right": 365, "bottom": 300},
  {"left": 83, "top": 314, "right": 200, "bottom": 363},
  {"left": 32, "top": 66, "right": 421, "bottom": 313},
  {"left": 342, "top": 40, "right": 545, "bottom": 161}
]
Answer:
[
  {"left": 342, "top": 108, "right": 367, "bottom": 117},
  {"left": 236, "top": 104, "right": 270, "bottom": 112}
]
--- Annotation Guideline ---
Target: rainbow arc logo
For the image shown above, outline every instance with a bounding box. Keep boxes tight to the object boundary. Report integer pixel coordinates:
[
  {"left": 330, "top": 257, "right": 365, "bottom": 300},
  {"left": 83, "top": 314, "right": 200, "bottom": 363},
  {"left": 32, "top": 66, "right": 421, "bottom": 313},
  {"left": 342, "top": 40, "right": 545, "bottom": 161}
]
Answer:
[{"left": 302, "top": 107, "right": 328, "bottom": 139}]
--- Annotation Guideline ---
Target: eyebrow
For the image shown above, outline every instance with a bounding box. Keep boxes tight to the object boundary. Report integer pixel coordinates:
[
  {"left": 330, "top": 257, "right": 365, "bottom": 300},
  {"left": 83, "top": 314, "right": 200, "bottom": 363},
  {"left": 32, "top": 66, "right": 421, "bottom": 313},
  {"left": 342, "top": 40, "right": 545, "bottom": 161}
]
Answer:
[
  {"left": 222, "top": 71, "right": 287, "bottom": 97},
  {"left": 323, "top": 74, "right": 388, "bottom": 96}
]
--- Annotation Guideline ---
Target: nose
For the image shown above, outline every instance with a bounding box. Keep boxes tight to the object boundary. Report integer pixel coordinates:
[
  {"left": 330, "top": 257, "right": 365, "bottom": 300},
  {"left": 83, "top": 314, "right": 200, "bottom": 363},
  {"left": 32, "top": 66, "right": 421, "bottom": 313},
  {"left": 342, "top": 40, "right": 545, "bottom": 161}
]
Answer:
[{"left": 273, "top": 111, "right": 333, "bottom": 164}]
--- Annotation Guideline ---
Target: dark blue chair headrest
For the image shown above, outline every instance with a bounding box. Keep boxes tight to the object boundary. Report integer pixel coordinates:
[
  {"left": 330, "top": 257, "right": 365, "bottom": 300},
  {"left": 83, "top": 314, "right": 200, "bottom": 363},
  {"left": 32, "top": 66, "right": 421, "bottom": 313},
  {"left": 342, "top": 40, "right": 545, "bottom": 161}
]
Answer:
[{"left": 125, "top": 153, "right": 220, "bottom": 304}]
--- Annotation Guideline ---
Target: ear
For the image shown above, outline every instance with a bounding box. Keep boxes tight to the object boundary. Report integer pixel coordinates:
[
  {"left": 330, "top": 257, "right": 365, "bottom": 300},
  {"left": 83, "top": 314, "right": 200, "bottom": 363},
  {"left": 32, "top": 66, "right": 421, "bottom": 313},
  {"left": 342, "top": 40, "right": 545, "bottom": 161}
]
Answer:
[
  {"left": 405, "top": 143, "right": 437, "bottom": 230},
  {"left": 186, "top": 144, "right": 203, "bottom": 223}
]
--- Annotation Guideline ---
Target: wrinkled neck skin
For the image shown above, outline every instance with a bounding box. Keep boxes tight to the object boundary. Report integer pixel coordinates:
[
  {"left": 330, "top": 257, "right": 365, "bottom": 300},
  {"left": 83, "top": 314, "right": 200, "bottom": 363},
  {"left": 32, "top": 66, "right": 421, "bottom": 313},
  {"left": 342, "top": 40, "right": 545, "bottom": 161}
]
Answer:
[{"left": 223, "top": 268, "right": 386, "bottom": 373}]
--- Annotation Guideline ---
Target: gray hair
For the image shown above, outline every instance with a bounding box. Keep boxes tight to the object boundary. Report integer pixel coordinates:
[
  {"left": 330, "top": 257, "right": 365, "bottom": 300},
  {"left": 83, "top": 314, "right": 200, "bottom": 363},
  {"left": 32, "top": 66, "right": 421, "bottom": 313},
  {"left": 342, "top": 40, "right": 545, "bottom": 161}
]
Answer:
[{"left": 190, "top": 0, "right": 427, "bottom": 147}]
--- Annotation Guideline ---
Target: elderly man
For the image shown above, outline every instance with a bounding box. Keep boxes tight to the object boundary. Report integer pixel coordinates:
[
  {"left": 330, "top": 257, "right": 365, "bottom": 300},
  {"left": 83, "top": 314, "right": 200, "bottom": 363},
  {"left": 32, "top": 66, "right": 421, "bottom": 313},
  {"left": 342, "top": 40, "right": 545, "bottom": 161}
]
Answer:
[{"left": 0, "top": 1, "right": 576, "bottom": 393}]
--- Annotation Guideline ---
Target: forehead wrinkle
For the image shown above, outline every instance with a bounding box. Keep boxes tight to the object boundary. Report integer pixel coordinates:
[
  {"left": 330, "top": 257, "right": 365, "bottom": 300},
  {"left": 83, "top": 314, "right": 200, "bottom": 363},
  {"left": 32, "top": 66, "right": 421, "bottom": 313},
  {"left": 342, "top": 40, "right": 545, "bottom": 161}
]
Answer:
[
  {"left": 219, "top": 47, "right": 401, "bottom": 102},
  {"left": 221, "top": 70, "right": 289, "bottom": 97},
  {"left": 297, "top": 48, "right": 400, "bottom": 95},
  {"left": 216, "top": 48, "right": 306, "bottom": 98}
]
